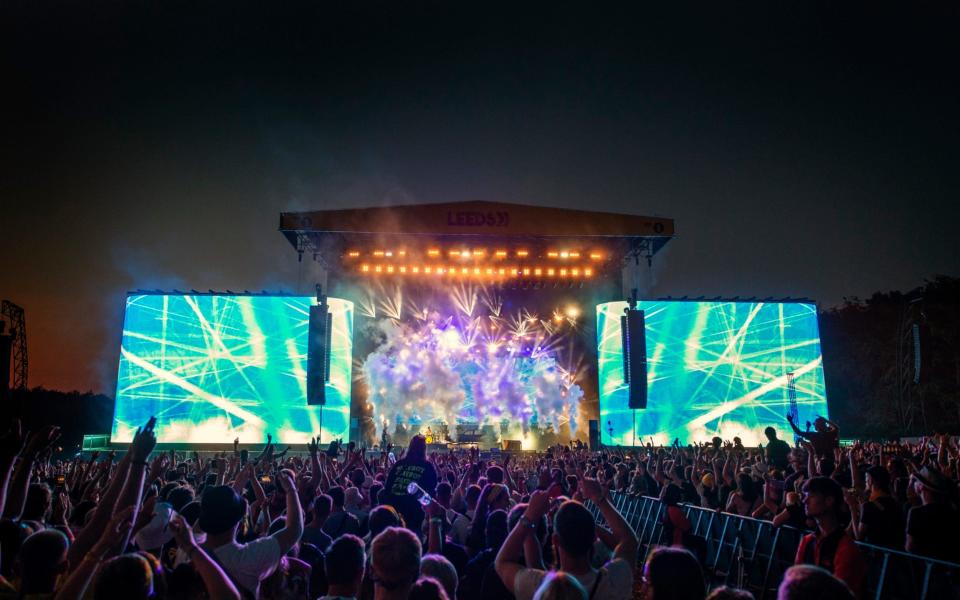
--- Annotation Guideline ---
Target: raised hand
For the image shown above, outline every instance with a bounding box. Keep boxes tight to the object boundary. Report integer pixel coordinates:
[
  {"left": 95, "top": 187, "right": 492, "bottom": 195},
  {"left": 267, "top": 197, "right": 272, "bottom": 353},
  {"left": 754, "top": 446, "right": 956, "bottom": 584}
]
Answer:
[
  {"left": 167, "top": 513, "right": 198, "bottom": 552},
  {"left": 129, "top": 417, "right": 158, "bottom": 463},
  {"left": 579, "top": 477, "right": 606, "bottom": 504},
  {"left": 525, "top": 489, "right": 551, "bottom": 520},
  {"left": 51, "top": 492, "right": 72, "bottom": 526},
  {"left": 23, "top": 425, "right": 61, "bottom": 459},
  {"left": 277, "top": 469, "right": 296, "bottom": 494},
  {"left": 307, "top": 436, "right": 319, "bottom": 457},
  {"left": 91, "top": 506, "right": 135, "bottom": 558}
]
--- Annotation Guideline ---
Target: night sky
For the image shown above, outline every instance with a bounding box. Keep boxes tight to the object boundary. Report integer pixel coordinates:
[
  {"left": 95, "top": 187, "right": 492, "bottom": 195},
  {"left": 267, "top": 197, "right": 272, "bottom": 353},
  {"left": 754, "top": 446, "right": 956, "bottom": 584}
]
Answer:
[{"left": 2, "top": 2, "right": 958, "bottom": 393}]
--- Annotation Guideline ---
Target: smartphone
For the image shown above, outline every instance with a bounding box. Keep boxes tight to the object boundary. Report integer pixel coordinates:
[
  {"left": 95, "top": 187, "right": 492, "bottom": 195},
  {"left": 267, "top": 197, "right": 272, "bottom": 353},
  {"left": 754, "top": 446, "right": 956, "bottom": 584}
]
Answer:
[
  {"left": 56, "top": 474, "right": 66, "bottom": 486},
  {"left": 260, "top": 475, "right": 272, "bottom": 484}
]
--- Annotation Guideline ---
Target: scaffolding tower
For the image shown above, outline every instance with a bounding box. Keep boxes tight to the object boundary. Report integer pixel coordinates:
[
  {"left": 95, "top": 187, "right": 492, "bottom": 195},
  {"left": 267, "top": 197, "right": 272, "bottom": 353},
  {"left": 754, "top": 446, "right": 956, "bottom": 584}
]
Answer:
[{"left": 1, "top": 300, "right": 27, "bottom": 390}]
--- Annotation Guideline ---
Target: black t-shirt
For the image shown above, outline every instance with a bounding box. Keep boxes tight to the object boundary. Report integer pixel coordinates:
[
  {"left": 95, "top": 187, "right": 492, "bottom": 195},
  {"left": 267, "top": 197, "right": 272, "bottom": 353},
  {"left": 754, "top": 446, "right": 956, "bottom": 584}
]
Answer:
[
  {"left": 462, "top": 548, "right": 514, "bottom": 600},
  {"left": 766, "top": 439, "right": 791, "bottom": 470},
  {"left": 859, "top": 496, "right": 905, "bottom": 550},
  {"left": 907, "top": 502, "right": 960, "bottom": 562},
  {"left": 680, "top": 481, "right": 699, "bottom": 504},
  {"left": 382, "top": 456, "right": 438, "bottom": 532},
  {"left": 300, "top": 526, "right": 333, "bottom": 552},
  {"left": 441, "top": 540, "right": 469, "bottom": 575}
]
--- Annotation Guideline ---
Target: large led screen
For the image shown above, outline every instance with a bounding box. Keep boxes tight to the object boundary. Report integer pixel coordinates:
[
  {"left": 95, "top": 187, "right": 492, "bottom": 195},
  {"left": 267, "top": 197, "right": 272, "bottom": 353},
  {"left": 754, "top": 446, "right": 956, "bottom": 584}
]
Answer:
[
  {"left": 597, "top": 301, "right": 828, "bottom": 446},
  {"left": 112, "top": 295, "right": 353, "bottom": 444}
]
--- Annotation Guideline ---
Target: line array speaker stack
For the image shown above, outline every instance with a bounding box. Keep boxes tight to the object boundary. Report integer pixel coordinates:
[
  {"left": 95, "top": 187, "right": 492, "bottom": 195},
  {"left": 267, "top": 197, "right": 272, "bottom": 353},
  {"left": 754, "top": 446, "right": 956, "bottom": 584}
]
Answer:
[
  {"left": 588, "top": 420, "right": 599, "bottom": 450},
  {"left": 307, "top": 298, "right": 332, "bottom": 406},
  {"left": 621, "top": 308, "right": 648, "bottom": 409}
]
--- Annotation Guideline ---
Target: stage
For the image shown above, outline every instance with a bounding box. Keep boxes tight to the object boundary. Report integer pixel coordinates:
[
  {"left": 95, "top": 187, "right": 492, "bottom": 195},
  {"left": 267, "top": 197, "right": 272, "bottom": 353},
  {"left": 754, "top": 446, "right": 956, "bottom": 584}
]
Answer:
[{"left": 107, "top": 201, "right": 829, "bottom": 448}]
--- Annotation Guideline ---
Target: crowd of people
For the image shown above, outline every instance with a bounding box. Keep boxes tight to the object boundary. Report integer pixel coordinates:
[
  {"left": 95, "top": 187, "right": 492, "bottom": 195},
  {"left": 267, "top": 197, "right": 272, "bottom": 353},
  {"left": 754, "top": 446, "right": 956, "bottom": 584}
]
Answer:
[{"left": 0, "top": 413, "right": 956, "bottom": 600}]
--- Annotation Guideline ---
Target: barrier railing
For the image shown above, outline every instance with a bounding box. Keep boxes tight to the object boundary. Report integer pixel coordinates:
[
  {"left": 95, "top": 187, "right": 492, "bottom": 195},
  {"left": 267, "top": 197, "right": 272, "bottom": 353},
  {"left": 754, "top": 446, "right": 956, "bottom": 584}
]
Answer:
[{"left": 591, "top": 493, "right": 960, "bottom": 600}]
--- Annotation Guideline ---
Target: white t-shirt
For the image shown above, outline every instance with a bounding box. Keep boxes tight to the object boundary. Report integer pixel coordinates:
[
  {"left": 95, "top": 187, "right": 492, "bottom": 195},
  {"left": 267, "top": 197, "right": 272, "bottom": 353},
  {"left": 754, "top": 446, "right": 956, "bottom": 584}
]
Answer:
[
  {"left": 210, "top": 537, "right": 282, "bottom": 598},
  {"left": 513, "top": 559, "right": 633, "bottom": 600},
  {"left": 134, "top": 502, "right": 174, "bottom": 550},
  {"left": 447, "top": 508, "right": 472, "bottom": 545}
]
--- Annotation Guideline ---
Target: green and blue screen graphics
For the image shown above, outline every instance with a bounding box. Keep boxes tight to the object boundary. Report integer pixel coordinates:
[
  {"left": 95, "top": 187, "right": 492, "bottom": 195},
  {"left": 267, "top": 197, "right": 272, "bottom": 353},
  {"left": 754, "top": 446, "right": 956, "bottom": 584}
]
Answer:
[
  {"left": 597, "top": 301, "right": 827, "bottom": 446},
  {"left": 112, "top": 295, "right": 353, "bottom": 444}
]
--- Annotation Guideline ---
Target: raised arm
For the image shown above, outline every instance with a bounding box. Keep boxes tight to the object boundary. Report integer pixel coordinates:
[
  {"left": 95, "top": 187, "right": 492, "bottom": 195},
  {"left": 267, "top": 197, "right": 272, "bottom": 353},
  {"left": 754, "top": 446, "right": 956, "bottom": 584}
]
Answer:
[
  {"left": 68, "top": 452, "right": 132, "bottom": 565},
  {"left": 426, "top": 500, "right": 444, "bottom": 555},
  {"left": 849, "top": 448, "right": 864, "bottom": 492},
  {"left": 496, "top": 489, "right": 550, "bottom": 592},
  {"left": 55, "top": 506, "right": 134, "bottom": 600},
  {"left": 0, "top": 419, "right": 25, "bottom": 517},
  {"left": 2, "top": 425, "right": 60, "bottom": 519},
  {"left": 786, "top": 415, "right": 811, "bottom": 440},
  {"left": 803, "top": 442, "right": 816, "bottom": 477},
  {"left": 271, "top": 470, "right": 304, "bottom": 555},
  {"left": 502, "top": 454, "right": 519, "bottom": 492},
  {"left": 169, "top": 514, "right": 241, "bottom": 600},
  {"left": 116, "top": 420, "right": 157, "bottom": 513},
  {"left": 306, "top": 436, "right": 322, "bottom": 494},
  {"left": 580, "top": 477, "right": 638, "bottom": 565}
]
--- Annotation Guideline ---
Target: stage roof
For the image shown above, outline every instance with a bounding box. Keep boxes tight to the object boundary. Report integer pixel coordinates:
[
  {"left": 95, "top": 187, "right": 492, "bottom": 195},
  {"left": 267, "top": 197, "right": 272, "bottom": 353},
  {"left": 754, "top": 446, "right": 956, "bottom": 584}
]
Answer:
[{"left": 280, "top": 201, "right": 675, "bottom": 267}]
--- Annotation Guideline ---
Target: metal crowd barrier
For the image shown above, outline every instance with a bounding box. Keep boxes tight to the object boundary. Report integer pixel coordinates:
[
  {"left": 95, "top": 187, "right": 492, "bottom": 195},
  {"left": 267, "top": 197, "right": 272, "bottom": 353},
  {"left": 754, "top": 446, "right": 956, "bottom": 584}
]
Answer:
[{"left": 591, "top": 493, "right": 960, "bottom": 600}]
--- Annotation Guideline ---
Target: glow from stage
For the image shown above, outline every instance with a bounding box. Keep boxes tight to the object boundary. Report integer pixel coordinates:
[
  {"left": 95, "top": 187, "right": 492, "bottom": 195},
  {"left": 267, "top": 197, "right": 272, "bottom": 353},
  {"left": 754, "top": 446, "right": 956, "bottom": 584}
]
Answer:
[
  {"left": 597, "top": 300, "right": 828, "bottom": 446},
  {"left": 359, "top": 283, "right": 585, "bottom": 440},
  {"left": 112, "top": 295, "right": 353, "bottom": 444}
]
